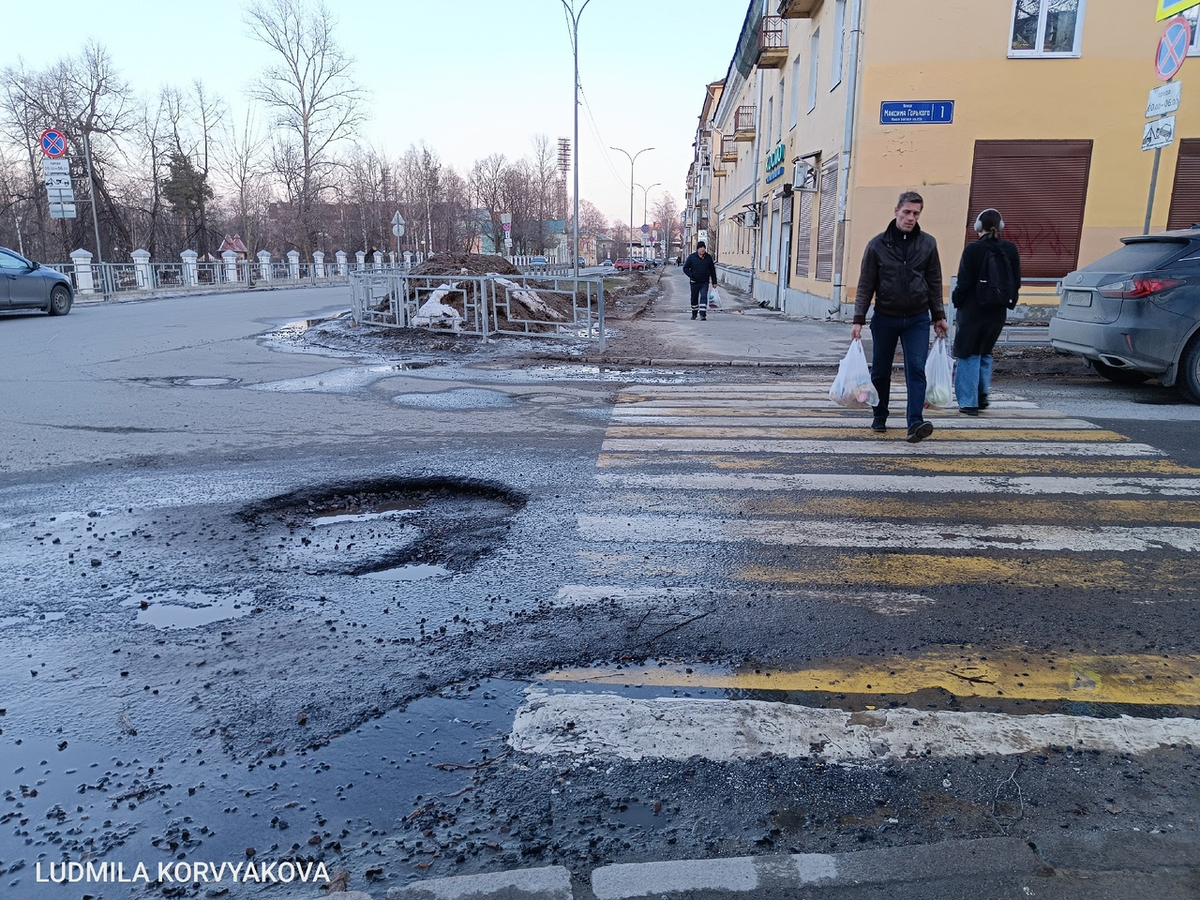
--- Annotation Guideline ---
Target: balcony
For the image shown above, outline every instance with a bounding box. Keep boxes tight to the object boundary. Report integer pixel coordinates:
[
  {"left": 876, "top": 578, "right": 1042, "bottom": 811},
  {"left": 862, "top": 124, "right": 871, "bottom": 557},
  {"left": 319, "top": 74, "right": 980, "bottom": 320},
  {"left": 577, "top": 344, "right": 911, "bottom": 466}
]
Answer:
[
  {"left": 757, "top": 16, "right": 787, "bottom": 68},
  {"left": 734, "top": 105, "right": 757, "bottom": 142},
  {"left": 721, "top": 135, "right": 738, "bottom": 162},
  {"left": 777, "top": 0, "right": 818, "bottom": 17},
  {"left": 712, "top": 162, "right": 727, "bottom": 178}
]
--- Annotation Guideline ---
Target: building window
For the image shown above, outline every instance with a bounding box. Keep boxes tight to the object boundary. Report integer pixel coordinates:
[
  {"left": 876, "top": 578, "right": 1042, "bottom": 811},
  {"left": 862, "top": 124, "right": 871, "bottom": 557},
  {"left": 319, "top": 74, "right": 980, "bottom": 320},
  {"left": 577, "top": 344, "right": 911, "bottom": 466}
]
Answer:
[
  {"left": 831, "top": 0, "right": 846, "bottom": 89},
  {"left": 1010, "top": 0, "right": 1084, "bottom": 58},
  {"left": 1186, "top": 7, "right": 1200, "bottom": 56},
  {"left": 807, "top": 29, "right": 820, "bottom": 112}
]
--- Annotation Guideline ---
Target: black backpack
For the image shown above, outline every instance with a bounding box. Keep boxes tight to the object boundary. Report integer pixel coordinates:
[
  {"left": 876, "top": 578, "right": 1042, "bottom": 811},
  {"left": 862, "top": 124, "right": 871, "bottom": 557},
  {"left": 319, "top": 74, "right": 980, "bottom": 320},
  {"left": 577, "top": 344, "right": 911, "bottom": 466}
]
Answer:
[{"left": 977, "top": 244, "right": 1016, "bottom": 309}]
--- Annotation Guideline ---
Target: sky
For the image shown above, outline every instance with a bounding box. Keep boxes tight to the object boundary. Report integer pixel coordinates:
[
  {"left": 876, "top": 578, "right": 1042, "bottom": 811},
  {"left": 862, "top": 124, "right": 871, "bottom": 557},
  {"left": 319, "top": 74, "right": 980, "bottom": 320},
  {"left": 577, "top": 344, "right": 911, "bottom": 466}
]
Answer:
[{"left": 6, "top": 0, "right": 751, "bottom": 228}]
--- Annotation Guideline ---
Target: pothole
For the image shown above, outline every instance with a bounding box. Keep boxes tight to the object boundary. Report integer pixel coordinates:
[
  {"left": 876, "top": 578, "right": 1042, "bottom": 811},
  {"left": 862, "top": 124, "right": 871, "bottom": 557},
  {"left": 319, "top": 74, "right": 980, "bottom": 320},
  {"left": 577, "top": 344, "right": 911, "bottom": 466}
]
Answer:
[
  {"left": 122, "top": 589, "right": 254, "bottom": 629},
  {"left": 237, "top": 477, "right": 527, "bottom": 577},
  {"left": 392, "top": 388, "right": 516, "bottom": 410}
]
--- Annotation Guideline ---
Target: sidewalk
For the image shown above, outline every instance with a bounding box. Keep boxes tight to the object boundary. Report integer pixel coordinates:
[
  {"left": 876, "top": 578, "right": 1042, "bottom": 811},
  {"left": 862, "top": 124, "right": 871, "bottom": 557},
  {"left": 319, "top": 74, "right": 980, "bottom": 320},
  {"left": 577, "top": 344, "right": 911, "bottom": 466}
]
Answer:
[{"left": 582, "top": 268, "right": 1056, "bottom": 373}]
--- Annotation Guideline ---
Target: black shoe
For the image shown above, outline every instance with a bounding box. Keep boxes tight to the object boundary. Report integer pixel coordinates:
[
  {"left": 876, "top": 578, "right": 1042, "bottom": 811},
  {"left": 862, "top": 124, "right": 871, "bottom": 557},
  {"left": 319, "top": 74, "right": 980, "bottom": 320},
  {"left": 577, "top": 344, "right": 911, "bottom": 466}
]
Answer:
[
  {"left": 691, "top": 310, "right": 697, "bottom": 320},
  {"left": 700, "top": 314, "right": 706, "bottom": 320},
  {"left": 978, "top": 393, "right": 990, "bottom": 410},
  {"left": 959, "top": 406, "right": 980, "bottom": 417},
  {"left": 870, "top": 419, "right": 887, "bottom": 433},
  {"left": 906, "top": 421, "right": 934, "bottom": 443}
]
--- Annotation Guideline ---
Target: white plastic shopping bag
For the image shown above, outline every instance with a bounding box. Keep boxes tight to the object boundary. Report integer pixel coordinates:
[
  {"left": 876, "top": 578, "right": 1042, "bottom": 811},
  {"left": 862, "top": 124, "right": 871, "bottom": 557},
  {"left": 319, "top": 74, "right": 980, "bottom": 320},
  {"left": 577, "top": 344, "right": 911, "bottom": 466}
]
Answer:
[
  {"left": 708, "top": 287, "right": 721, "bottom": 308},
  {"left": 829, "top": 339, "right": 879, "bottom": 409},
  {"left": 924, "top": 337, "right": 953, "bottom": 409}
]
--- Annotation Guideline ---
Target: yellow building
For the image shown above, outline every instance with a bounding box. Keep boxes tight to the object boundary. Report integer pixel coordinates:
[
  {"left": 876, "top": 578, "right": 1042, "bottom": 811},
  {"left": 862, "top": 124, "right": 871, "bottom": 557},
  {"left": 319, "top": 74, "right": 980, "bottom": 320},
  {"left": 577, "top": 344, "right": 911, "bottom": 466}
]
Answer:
[{"left": 685, "top": 0, "right": 1200, "bottom": 321}]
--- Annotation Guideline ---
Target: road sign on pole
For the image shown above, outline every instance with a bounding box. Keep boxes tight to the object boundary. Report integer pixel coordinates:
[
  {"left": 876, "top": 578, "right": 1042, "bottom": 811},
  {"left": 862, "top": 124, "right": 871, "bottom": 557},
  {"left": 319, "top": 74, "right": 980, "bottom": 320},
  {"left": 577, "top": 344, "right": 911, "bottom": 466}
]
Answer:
[
  {"left": 1157, "top": 0, "right": 1200, "bottom": 22},
  {"left": 40, "top": 129, "right": 66, "bottom": 158},
  {"left": 1143, "top": 115, "right": 1177, "bottom": 151},
  {"left": 1156, "top": 17, "right": 1192, "bottom": 81},
  {"left": 1147, "top": 81, "right": 1183, "bottom": 117}
]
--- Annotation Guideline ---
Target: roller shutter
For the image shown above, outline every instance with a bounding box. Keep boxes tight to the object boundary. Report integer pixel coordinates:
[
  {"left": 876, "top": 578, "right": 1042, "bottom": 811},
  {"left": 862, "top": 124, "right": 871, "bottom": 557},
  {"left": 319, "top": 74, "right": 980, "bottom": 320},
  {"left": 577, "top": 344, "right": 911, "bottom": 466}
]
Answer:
[
  {"left": 965, "top": 140, "right": 1092, "bottom": 279},
  {"left": 815, "top": 155, "right": 839, "bottom": 282},
  {"left": 794, "top": 191, "right": 813, "bottom": 278},
  {"left": 1167, "top": 140, "right": 1200, "bottom": 231}
]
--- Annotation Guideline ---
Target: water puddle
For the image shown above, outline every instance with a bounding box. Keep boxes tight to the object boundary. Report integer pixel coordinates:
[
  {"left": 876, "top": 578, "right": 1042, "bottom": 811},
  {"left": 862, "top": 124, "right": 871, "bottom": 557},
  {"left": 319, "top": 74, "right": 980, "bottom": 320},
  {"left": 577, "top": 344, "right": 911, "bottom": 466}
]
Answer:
[
  {"left": 311, "top": 504, "right": 419, "bottom": 526},
  {"left": 360, "top": 563, "right": 451, "bottom": 582},
  {"left": 248, "top": 364, "right": 408, "bottom": 393},
  {"left": 171, "top": 377, "right": 240, "bottom": 387},
  {"left": 392, "top": 388, "right": 515, "bottom": 410},
  {"left": 122, "top": 589, "right": 254, "bottom": 630}
]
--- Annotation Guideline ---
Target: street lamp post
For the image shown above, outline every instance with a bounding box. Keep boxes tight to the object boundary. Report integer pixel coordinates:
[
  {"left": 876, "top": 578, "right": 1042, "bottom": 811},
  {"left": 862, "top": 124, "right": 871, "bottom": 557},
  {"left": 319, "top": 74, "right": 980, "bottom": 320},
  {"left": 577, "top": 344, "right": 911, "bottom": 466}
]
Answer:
[
  {"left": 560, "top": 0, "right": 592, "bottom": 279},
  {"left": 636, "top": 181, "right": 661, "bottom": 257},
  {"left": 611, "top": 146, "right": 652, "bottom": 263}
]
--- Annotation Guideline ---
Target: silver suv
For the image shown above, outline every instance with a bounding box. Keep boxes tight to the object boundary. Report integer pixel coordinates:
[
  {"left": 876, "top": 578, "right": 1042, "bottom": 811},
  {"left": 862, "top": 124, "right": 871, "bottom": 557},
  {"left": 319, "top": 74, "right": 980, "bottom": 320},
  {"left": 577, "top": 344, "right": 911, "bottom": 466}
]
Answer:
[{"left": 1049, "top": 227, "right": 1200, "bottom": 401}]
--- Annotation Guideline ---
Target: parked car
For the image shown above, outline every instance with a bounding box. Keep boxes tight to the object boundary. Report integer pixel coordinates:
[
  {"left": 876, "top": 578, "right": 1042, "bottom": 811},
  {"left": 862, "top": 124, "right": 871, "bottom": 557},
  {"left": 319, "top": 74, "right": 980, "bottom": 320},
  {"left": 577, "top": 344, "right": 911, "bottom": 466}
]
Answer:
[
  {"left": 613, "top": 258, "right": 647, "bottom": 271},
  {"left": 0, "top": 247, "right": 73, "bottom": 316},
  {"left": 1049, "top": 226, "right": 1200, "bottom": 401}
]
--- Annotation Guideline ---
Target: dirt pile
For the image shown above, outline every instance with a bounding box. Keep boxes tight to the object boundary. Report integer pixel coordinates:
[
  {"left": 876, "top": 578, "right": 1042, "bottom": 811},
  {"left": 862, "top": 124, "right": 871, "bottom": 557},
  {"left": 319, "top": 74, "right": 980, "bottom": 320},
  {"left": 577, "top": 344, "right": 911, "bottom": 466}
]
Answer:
[{"left": 409, "top": 253, "right": 520, "bottom": 278}]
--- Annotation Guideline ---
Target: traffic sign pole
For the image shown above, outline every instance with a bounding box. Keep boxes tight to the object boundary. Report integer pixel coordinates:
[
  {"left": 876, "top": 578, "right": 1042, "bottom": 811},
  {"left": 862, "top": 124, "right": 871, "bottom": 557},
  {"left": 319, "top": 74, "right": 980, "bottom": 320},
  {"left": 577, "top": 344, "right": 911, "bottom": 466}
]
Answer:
[{"left": 1145, "top": 18, "right": 1191, "bottom": 233}]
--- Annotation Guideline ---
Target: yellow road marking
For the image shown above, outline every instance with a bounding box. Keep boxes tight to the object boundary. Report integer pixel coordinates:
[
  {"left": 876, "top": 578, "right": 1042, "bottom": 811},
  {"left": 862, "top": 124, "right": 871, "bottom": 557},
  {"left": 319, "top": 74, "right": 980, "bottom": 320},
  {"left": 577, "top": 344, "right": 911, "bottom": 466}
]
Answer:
[
  {"left": 740, "top": 554, "right": 1200, "bottom": 589},
  {"left": 544, "top": 650, "right": 1200, "bottom": 706},
  {"left": 596, "top": 453, "right": 1200, "bottom": 476},
  {"left": 603, "top": 426, "right": 1123, "bottom": 442},
  {"left": 589, "top": 494, "right": 1200, "bottom": 524}
]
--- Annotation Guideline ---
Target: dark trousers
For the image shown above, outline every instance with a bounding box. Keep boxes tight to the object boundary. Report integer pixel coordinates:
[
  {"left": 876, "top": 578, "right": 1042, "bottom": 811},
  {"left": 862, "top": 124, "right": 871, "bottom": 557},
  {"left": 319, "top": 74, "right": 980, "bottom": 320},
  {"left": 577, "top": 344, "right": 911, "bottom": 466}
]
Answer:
[
  {"left": 869, "top": 311, "right": 931, "bottom": 429},
  {"left": 689, "top": 280, "right": 710, "bottom": 312}
]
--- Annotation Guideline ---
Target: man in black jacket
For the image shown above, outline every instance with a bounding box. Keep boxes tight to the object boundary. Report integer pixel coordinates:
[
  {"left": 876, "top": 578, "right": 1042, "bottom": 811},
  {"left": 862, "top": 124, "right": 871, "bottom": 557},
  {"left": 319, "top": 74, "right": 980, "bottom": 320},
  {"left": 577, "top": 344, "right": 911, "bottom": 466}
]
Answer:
[
  {"left": 851, "top": 191, "right": 949, "bottom": 443},
  {"left": 682, "top": 241, "right": 718, "bottom": 320}
]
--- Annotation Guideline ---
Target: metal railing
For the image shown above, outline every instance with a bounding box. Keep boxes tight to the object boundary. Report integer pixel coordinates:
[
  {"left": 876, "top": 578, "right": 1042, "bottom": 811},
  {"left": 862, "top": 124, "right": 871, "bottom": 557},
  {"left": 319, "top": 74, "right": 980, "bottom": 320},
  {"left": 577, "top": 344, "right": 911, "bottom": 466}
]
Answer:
[
  {"left": 46, "top": 259, "right": 350, "bottom": 298},
  {"left": 348, "top": 269, "right": 606, "bottom": 346}
]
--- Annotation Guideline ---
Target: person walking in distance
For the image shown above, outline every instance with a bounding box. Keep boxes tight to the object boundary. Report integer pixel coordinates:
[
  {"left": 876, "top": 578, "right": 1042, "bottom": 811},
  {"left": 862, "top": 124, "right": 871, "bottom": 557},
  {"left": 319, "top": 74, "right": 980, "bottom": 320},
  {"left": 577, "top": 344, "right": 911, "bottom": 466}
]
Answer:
[
  {"left": 682, "top": 241, "right": 718, "bottom": 321},
  {"left": 851, "top": 191, "right": 950, "bottom": 443},
  {"left": 951, "top": 208, "right": 1021, "bottom": 415}
]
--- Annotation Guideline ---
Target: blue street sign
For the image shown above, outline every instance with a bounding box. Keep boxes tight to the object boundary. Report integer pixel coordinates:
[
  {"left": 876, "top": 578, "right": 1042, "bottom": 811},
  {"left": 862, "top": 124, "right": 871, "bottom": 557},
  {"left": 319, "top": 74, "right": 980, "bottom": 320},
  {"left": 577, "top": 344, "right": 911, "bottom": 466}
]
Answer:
[
  {"left": 40, "top": 129, "right": 66, "bottom": 157},
  {"left": 879, "top": 101, "right": 955, "bottom": 125}
]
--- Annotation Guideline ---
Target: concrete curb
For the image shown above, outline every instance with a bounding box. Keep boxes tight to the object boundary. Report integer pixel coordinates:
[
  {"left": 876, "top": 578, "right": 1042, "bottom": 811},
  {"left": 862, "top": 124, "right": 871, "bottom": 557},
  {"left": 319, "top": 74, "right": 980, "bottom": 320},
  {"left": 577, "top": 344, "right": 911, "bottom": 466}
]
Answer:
[
  {"left": 377, "top": 832, "right": 1200, "bottom": 900},
  {"left": 387, "top": 865, "right": 573, "bottom": 900}
]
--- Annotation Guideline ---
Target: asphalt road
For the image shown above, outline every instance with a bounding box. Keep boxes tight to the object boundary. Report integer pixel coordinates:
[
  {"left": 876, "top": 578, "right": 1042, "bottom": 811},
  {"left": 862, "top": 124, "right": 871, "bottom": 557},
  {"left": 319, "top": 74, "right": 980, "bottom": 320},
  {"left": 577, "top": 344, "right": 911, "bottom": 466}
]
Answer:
[{"left": 2, "top": 284, "right": 1200, "bottom": 900}]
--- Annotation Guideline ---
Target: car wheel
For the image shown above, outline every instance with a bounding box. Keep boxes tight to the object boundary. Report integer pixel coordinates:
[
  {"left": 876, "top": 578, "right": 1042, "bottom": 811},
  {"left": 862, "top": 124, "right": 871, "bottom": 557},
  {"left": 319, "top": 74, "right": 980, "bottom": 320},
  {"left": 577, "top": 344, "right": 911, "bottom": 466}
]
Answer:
[
  {"left": 1178, "top": 336, "right": 1200, "bottom": 403},
  {"left": 1090, "top": 359, "right": 1150, "bottom": 385},
  {"left": 47, "top": 284, "right": 72, "bottom": 316}
]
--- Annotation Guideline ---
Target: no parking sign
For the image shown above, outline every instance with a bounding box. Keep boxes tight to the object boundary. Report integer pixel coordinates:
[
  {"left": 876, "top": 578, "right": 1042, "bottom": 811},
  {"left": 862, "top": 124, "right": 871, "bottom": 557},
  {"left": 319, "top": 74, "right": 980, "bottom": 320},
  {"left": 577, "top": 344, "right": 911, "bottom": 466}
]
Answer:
[{"left": 40, "top": 129, "right": 66, "bottom": 158}]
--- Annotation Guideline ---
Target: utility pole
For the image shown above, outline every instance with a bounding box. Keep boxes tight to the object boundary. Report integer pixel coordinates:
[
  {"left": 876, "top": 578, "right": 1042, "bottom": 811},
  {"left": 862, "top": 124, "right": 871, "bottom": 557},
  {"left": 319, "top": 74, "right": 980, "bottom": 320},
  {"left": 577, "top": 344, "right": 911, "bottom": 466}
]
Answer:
[{"left": 612, "top": 146, "right": 653, "bottom": 262}]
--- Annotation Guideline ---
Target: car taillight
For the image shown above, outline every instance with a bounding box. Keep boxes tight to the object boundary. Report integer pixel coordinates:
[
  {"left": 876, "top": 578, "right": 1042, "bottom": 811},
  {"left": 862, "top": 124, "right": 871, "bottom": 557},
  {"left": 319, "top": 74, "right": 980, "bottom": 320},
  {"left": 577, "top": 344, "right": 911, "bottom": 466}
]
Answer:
[{"left": 1096, "top": 276, "right": 1182, "bottom": 299}]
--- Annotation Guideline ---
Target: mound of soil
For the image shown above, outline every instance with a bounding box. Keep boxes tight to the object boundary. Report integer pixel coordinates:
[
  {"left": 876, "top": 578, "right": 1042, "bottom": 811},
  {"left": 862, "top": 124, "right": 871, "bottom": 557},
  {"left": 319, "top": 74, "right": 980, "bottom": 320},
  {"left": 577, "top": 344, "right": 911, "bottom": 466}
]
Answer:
[{"left": 409, "top": 253, "right": 520, "bottom": 277}]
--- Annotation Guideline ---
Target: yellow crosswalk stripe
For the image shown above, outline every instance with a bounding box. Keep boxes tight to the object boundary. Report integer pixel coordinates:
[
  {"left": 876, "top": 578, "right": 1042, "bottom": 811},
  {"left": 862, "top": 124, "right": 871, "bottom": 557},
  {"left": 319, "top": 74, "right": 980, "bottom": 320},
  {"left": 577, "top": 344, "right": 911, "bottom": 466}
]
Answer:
[{"left": 544, "top": 649, "right": 1200, "bottom": 706}]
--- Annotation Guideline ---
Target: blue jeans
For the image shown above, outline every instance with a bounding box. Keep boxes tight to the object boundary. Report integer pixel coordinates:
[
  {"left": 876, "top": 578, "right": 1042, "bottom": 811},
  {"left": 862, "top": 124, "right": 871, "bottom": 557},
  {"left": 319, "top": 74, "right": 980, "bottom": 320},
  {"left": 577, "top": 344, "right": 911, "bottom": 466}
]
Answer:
[
  {"left": 954, "top": 353, "right": 993, "bottom": 408},
  {"left": 869, "top": 311, "right": 931, "bottom": 430}
]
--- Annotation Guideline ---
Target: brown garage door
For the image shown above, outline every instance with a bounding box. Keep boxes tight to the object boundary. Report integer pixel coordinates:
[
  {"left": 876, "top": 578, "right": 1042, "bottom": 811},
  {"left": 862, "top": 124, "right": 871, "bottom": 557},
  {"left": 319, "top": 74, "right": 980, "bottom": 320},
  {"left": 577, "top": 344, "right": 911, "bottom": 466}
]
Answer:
[
  {"left": 1167, "top": 139, "right": 1200, "bottom": 231},
  {"left": 965, "top": 140, "right": 1092, "bottom": 279}
]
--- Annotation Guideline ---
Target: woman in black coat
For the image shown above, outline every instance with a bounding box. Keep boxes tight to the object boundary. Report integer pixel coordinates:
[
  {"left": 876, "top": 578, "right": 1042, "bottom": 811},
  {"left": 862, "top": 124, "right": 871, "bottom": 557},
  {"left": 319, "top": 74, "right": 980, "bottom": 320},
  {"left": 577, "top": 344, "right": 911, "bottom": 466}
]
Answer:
[{"left": 950, "top": 208, "right": 1021, "bottom": 414}]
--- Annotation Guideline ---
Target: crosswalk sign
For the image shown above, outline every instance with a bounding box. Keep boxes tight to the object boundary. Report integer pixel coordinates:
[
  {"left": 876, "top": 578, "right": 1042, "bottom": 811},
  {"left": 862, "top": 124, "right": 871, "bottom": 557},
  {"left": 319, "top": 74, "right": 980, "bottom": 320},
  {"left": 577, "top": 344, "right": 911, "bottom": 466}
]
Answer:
[{"left": 1158, "top": 0, "right": 1200, "bottom": 22}]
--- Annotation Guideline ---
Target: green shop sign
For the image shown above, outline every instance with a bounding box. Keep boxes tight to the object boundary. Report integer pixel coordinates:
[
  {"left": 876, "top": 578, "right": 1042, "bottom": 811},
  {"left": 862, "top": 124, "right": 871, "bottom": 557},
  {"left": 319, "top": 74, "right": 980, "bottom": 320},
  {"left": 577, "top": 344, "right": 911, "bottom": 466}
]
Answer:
[{"left": 765, "top": 142, "right": 786, "bottom": 183}]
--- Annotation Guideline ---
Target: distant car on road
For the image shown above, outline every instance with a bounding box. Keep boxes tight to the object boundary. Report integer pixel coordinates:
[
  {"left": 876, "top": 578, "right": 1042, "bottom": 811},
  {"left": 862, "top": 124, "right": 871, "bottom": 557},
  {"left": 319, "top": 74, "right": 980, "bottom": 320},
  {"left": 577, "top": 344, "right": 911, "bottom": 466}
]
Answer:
[
  {"left": 614, "top": 258, "right": 647, "bottom": 271},
  {"left": 1049, "top": 226, "right": 1200, "bottom": 401},
  {"left": 600, "top": 259, "right": 615, "bottom": 268},
  {"left": 0, "top": 246, "right": 73, "bottom": 316},
  {"left": 528, "top": 256, "right": 549, "bottom": 268}
]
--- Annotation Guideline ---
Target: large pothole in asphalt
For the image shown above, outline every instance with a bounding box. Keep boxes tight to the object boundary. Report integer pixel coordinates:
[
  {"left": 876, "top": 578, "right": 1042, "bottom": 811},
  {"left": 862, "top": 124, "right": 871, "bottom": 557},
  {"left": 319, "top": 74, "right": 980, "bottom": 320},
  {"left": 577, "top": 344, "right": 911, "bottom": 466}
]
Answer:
[{"left": 237, "top": 477, "right": 527, "bottom": 577}]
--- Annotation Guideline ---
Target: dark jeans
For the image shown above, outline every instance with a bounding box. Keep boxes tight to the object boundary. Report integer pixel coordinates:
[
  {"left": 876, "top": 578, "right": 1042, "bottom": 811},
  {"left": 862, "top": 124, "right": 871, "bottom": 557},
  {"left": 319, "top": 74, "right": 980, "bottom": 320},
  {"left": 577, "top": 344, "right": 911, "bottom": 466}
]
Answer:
[
  {"left": 689, "top": 280, "right": 711, "bottom": 312},
  {"left": 869, "top": 311, "right": 931, "bottom": 430}
]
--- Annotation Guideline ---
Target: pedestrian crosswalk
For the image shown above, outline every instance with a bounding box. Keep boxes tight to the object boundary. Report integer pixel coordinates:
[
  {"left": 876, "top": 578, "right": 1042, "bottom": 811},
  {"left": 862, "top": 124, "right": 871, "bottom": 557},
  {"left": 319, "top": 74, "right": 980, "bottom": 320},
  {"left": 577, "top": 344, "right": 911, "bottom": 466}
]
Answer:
[{"left": 510, "top": 381, "right": 1200, "bottom": 764}]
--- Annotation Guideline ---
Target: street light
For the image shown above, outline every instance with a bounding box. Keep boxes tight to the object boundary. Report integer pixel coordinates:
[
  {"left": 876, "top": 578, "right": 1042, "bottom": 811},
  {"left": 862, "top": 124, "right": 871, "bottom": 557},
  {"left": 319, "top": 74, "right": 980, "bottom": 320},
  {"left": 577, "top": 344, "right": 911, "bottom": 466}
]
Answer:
[
  {"left": 560, "top": 0, "right": 592, "bottom": 278},
  {"left": 612, "top": 146, "right": 652, "bottom": 263},
  {"left": 636, "top": 182, "right": 661, "bottom": 257}
]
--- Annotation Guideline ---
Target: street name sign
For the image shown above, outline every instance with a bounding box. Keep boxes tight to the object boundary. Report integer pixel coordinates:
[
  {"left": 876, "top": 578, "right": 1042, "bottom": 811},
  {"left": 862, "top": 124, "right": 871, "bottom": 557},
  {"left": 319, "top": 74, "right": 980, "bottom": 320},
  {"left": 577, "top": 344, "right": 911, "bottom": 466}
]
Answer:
[{"left": 879, "top": 101, "right": 954, "bottom": 125}]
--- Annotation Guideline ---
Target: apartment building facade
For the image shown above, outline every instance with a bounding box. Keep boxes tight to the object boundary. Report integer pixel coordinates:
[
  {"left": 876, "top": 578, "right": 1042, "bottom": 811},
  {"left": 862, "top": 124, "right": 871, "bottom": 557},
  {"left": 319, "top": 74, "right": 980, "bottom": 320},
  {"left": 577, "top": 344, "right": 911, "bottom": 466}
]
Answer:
[{"left": 684, "top": 0, "right": 1200, "bottom": 320}]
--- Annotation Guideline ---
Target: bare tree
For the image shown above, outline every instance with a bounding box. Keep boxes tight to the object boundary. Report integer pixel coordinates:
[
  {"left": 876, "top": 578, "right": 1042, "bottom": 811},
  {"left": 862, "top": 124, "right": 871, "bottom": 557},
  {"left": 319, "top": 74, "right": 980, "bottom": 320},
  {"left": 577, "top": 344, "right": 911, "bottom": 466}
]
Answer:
[
  {"left": 245, "top": 0, "right": 366, "bottom": 256},
  {"left": 652, "top": 193, "right": 680, "bottom": 258},
  {"left": 216, "top": 108, "right": 269, "bottom": 256}
]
